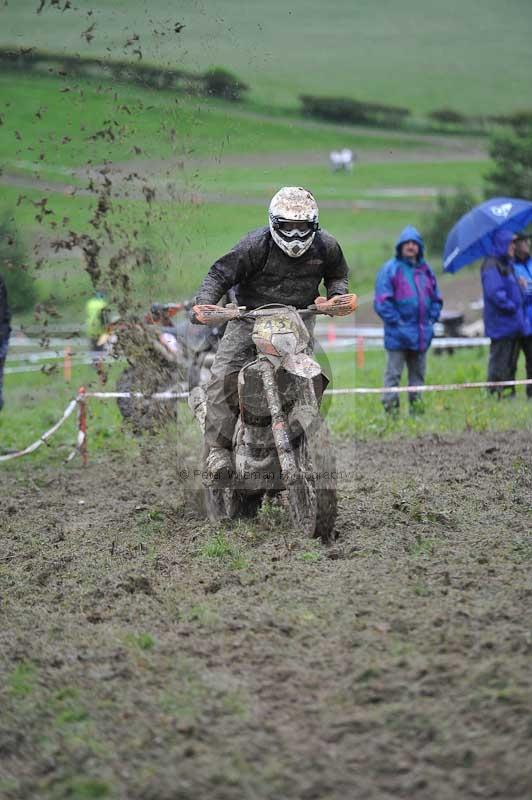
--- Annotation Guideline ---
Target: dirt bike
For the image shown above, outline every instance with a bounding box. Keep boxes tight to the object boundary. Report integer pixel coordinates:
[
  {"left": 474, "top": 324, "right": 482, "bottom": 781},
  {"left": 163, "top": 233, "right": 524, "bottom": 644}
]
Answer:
[
  {"left": 188, "top": 296, "right": 357, "bottom": 542},
  {"left": 99, "top": 302, "right": 223, "bottom": 431}
]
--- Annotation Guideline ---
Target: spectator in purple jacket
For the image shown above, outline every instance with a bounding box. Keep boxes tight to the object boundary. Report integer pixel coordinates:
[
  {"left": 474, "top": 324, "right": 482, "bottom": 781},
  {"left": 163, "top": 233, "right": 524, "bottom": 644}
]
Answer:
[
  {"left": 374, "top": 226, "right": 442, "bottom": 415},
  {"left": 512, "top": 233, "right": 532, "bottom": 399},
  {"left": 481, "top": 229, "right": 524, "bottom": 398}
]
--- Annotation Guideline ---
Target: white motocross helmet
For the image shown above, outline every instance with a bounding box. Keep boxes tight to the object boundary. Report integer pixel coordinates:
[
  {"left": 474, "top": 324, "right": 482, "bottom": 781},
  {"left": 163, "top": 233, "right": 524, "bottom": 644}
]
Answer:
[{"left": 268, "top": 186, "right": 319, "bottom": 258}]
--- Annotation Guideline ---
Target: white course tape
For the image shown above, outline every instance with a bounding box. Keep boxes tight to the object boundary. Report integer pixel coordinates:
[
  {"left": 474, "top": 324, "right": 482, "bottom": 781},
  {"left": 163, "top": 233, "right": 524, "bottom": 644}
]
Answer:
[
  {"left": 326, "top": 379, "right": 532, "bottom": 395},
  {"left": 85, "top": 378, "right": 532, "bottom": 401},
  {"left": 7, "top": 349, "right": 90, "bottom": 361},
  {"left": 5, "top": 356, "right": 103, "bottom": 375},
  {"left": 0, "top": 399, "right": 78, "bottom": 462},
  {"left": 323, "top": 336, "right": 491, "bottom": 351},
  {"left": 84, "top": 390, "right": 190, "bottom": 399}
]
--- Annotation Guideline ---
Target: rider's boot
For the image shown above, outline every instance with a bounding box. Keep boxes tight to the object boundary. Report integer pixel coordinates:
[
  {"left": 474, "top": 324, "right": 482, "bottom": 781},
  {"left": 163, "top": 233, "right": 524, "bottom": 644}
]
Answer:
[{"left": 205, "top": 446, "right": 234, "bottom": 486}]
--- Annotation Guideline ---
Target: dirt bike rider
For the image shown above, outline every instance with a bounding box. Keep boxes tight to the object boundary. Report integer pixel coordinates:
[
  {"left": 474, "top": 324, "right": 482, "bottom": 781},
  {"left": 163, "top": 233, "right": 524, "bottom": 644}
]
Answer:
[{"left": 193, "top": 186, "right": 354, "bottom": 482}]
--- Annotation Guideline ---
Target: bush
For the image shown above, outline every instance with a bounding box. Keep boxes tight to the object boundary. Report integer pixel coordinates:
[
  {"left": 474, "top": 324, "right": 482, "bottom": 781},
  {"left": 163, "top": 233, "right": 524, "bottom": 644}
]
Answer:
[
  {"left": 202, "top": 67, "right": 248, "bottom": 101},
  {"left": 423, "top": 187, "right": 478, "bottom": 254},
  {"left": 488, "top": 110, "right": 532, "bottom": 133},
  {"left": 300, "top": 94, "right": 410, "bottom": 128},
  {"left": 484, "top": 130, "right": 532, "bottom": 198},
  {"left": 0, "top": 214, "right": 37, "bottom": 313}
]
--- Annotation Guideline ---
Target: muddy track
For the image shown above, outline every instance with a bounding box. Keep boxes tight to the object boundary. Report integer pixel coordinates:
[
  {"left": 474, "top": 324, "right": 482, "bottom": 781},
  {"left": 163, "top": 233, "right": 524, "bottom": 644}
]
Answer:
[{"left": 1, "top": 429, "right": 531, "bottom": 799}]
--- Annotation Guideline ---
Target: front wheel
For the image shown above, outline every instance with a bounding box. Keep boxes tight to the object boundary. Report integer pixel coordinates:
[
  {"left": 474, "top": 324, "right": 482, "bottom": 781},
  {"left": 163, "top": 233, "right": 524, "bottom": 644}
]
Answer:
[
  {"left": 287, "top": 416, "right": 337, "bottom": 543},
  {"left": 203, "top": 487, "right": 263, "bottom": 522},
  {"left": 203, "top": 486, "right": 229, "bottom": 522},
  {"left": 225, "top": 491, "right": 264, "bottom": 519}
]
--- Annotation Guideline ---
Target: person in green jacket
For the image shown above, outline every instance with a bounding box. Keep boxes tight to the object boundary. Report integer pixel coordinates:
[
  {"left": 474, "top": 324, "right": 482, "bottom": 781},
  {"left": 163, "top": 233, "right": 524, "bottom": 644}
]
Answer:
[{"left": 86, "top": 292, "right": 108, "bottom": 351}]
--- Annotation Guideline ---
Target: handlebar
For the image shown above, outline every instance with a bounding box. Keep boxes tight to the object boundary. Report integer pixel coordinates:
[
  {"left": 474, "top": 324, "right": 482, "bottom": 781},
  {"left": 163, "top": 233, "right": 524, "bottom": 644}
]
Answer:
[
  {"left": 196, "top": 296, "right": 358, "bottom": 325},
  {"left": 242, "top": 306, "right": 318, "bottom": 319}
]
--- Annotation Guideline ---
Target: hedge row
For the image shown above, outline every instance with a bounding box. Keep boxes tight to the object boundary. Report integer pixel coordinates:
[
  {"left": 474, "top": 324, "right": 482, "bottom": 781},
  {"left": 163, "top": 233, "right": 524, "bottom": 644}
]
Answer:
[
  {"left": 300, "top": 95, "right": 532, "bottom": 133},
  {"left": 0, "top": 47, "right": 248, "bottom": 101},
  {"left": 300, "top": 94, "right": 410, "bottom": 127},
  {"left": 3, "top": 48, "right": 530, "bottom": 132}
]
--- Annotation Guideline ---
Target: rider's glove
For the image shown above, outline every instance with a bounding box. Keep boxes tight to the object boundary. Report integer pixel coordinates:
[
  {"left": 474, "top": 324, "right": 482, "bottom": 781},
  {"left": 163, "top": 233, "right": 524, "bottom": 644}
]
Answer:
[{"left": 314, "top": 294, "right": 358, "bottom": 317}]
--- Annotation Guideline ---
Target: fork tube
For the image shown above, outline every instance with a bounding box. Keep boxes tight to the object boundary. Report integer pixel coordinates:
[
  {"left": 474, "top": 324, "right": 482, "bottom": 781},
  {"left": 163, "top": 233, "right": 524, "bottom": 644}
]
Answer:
[{"left": 259, "top": 358, "right": 298, "bottom": 484}]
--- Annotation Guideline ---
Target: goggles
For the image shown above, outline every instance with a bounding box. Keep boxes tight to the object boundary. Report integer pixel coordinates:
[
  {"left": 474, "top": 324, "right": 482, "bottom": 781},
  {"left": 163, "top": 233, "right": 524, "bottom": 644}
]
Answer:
[{"left": 271, "top": 217, "right": 319, "bottom": 238}]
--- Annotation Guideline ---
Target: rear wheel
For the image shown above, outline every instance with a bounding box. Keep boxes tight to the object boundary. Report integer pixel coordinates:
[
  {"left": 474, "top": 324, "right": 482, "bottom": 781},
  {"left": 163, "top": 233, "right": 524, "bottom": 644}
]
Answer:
[{"left": 287, "top": 416, "right": 337, "bottom": 543}]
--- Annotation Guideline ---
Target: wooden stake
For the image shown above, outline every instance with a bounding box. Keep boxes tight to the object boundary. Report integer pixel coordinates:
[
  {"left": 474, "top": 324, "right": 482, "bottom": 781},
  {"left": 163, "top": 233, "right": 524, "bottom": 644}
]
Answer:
[
  {"left": 356, "top": 336, "right": 365, "bottom": 369},
  {"left": 64, "top": 346, "right": 72, "bottom": 382}
]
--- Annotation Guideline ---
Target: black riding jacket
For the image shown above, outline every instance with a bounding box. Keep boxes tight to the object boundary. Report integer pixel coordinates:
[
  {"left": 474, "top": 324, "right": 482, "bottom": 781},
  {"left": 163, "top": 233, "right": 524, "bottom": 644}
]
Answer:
[{"left": 195, "top": 226, "right": 349, "bottom": 309}]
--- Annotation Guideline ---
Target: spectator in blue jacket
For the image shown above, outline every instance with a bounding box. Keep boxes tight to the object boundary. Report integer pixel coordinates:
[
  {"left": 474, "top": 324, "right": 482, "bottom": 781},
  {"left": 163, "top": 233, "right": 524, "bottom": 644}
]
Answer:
[
  {"left": 511, "top": 233, "right": 532, "bottom": 398},
  {"left": 481, "top": 229, "right": 524, "bottom": 397},
  {"left": 374, "top": 226, "right": 442, "bottom": 414}
]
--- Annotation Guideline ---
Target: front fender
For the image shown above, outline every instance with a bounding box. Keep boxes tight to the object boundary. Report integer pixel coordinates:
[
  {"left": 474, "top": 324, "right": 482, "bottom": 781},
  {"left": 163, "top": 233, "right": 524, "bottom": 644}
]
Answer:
[
  {"left": 281, "top": 352, "right": 321, "bottom": 378},
  {"left": 288, "top": 403, "right": 319, "bottom": 436}
]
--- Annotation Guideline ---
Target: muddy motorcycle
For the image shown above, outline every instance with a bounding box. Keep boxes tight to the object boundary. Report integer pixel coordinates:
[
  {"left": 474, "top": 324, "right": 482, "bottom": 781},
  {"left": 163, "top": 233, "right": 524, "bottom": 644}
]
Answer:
[
  {"left": 188, "top": 298, "right": 357, "bottom": 542},
  {"left": 176, "top": 315, "right": 225, "bottom": 392},
  {"left": 101, "top": 302, "right": 222, "bottom": 431},
  {"left": 112, "top": 304, "right": 185, "bottom": 431}
]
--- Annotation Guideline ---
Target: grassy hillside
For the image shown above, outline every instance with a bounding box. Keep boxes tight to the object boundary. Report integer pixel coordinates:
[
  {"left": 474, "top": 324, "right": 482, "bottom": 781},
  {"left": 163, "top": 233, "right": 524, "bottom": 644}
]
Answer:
[
  {"left": 0, "top": 75, "right": 431, "bottom": 177},
  {"left": 1, "top": 0, "right": 532, "bottom": 115},
  {"left": 1, "top": 67, "right": 490, "bottom": 322}
]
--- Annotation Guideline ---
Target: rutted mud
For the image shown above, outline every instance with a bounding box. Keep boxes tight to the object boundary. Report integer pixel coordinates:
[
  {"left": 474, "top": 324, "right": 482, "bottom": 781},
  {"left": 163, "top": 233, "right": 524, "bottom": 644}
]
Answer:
[{"left": 1, "top": 430, "right": 531, "bottom": 799}]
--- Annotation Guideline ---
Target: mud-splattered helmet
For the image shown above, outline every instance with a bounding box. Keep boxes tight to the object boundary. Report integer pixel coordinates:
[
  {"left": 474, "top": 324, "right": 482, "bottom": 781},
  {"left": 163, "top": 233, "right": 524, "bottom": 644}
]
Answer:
[{"left": 268, "top": 186, "right": 319, "bottom": 258}]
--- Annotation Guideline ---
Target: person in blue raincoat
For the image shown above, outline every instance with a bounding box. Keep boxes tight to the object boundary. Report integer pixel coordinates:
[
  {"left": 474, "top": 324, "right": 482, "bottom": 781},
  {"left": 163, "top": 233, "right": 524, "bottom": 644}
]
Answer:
[
  {"left": 512, "top": 233, "right": 532, "bottom": 399},
  {"left": 374, "top": 226, "right": 442, "bottom": 414},
  {"left": 481, "top": 229, "right": 524, "bottom": 397}
]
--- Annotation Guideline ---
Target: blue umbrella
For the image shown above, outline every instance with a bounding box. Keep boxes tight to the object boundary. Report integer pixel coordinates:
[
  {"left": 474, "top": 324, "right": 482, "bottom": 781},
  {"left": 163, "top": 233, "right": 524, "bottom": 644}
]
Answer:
[{"left": 443, "top": 196, "right": 532, "bottom": 273}]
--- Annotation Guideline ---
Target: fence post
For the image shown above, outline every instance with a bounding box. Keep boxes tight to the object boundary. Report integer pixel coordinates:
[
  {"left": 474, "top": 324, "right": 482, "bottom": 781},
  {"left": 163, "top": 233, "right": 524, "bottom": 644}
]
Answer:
[
  {"left": 356, "top": 336, "right": 365, "bottom": 369},
  {"left": 64, "top": 346, "right": 72, "bottom": 383}
]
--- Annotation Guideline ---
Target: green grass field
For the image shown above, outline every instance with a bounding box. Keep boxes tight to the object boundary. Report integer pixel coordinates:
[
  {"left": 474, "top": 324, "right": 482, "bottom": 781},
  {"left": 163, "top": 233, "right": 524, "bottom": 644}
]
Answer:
[
  {"left": 322, "top": 347, "right": 532, "bottom": 438},
  {"left": 173, "top": 160, "right": 488, "bottom": 201},
  {"left": 1, "top": 0, "right": 531, "bottom": 115},
  {"left": 0, "top": 75, "right": 430, "bottom": 178}
]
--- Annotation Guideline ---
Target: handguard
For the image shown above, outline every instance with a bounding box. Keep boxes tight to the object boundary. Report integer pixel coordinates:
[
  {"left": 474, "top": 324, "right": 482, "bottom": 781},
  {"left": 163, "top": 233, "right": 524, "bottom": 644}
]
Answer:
[
  {"left": 321, "top": 293, "right": 358, "bottom": 317},
  {"left": 198, "top": 305, "right": 242, "bottom": 326}
]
